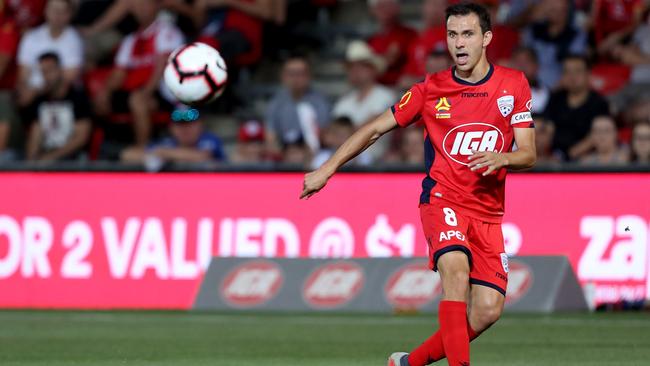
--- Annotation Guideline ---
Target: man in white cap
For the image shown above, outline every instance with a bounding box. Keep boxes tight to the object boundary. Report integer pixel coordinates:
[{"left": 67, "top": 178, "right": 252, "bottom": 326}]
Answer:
[{"left": 332, "top": 40, "right": 396, "bottom": 161}]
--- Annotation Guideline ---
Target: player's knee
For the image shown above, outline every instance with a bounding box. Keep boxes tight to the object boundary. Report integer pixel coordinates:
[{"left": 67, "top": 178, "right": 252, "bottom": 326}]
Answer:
[{"left": 470, "top": 300, "right": 503, "bottom": 331}]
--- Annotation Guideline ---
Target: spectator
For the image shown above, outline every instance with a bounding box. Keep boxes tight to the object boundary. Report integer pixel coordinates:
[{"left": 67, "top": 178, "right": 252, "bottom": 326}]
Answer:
[
  {"left": 121, "top": 108, "right": 226, "bottom": 168},
  {"left": 25, "top": 53, "right": 92, "bottom": 162},
  {"left": 311, "top": 116, "right": 355, "bottom": 169},
  {"left": 393, "top": 126, "right": 425, "bottom": 165},
  {"left": 0, "top": 7, "right": 20, "bottom": 160},
  {"left": 333, "top": 41, "right": 395, "bottom": 125},
  {"left": 93, "top": 0, "right": 184, "bottom": 147},
  {"left": 17, "top": 0, "right": 83, "bottom": 107},
  {"left": 522, "top": 0, "right": 587, "bottom": 89},
  {"left": 400, "top": 0, "right": 447, "bottom": 86},
  {"left": 425, "top": 48, "right": 452, "bottom": 74},
  {"left": 194, "top": 0, "right": 284, "bottom": 67},
  {"left": 533, "top": 114, "right": 562, "bottom": 164},
  {"left": 265, "top": 54, "right": 330, "bottom": 155},
  {"left": 590, "top": 0, "right": 645, "bottom": 56},
  {"left": 510, "top": 47, "right": 549, "bottom": 114},
  {"left": 282, "top": 138, "right": 311, "bottom": 167},
  {"left": 544, "top": 55, "right": 609, "bottom": 160},
  {"left": 366, "top": 0, "right": 417, "bottom": 85},
  {"left": 480, "top": 0, "right": 519, "bottom": 65},
  {"left": 231, "top": 119, "right": 267, "bottom": 164},
  {"left": 630, "top": 121, "right": 650, "bottom": 163},
  {"left": 579, "top": 115, "right": 629, "bottom": 165},
  {"left": 5, "top": 0, "right": 46, "bottom": 31},
  {"left": 333, "top": 40, "right": 395, "bottom": 161},
  {"left": 610, "top": 10, "right": 650, "bottom": 110}
]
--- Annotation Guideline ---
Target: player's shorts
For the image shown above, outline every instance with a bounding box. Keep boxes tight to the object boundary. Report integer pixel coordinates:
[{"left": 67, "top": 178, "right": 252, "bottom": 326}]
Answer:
[{"left": 419, "top": 200, "right": 508, "bottom": 295}]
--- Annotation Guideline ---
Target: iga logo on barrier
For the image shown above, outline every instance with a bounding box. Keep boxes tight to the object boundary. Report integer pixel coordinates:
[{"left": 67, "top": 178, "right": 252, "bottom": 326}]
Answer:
[
  {"left": 385, "top": 261, "right": 441, "bottom": 308},
  {"left": 303, "top": 261, "right": 364, "bottom": 308},
  {"left": 221, "top": 260, "right": 283, "bottom": 307},
  {"left": 505, "top": 260, "right": 533, "bottom": 304},
  {"left": 442, "top": 123, "right": 505, "bottom": 165}
]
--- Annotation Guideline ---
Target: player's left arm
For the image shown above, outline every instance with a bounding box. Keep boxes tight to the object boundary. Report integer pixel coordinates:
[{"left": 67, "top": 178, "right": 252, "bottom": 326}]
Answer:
[
  {"left": 468, "top": 127, "right": 536, "bottom": 176},
  {"left": 469, "top": 73, "right": 536, "bottom": 176}
]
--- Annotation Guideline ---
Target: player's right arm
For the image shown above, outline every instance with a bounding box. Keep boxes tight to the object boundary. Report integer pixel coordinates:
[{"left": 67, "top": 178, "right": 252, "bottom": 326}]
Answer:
[
  {"left": 300, "top": 81, "right": 426, "bottom": 199},
  {"left": 300, "top": 110, "right": 399, "bottom": 199}
]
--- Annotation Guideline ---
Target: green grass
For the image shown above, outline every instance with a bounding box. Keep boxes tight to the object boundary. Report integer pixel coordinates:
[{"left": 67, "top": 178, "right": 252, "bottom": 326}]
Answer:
[{"left": 0, "top": 311, "right": 648, "bottom": 365}]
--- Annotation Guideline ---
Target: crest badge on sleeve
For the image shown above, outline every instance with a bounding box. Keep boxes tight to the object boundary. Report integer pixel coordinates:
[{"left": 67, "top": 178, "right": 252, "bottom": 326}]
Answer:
[{"left": 497, "top": 95, "right": 514, "bottom": 117}]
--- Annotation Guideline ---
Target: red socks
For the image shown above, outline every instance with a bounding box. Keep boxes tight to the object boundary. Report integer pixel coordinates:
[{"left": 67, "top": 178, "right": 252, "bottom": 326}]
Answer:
[{"left": 408, "top": 301, "right": 477, "bottom": 366}]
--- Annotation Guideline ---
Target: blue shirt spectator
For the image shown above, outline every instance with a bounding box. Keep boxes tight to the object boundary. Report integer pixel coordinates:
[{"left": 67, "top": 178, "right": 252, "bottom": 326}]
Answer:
[{"left": 265, "top": 55, "right": 331, "bottom": 155}]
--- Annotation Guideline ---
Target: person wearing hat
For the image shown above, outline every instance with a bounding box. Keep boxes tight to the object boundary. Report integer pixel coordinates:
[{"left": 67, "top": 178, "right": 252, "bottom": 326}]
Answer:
[
  {"left": 332, "top": 40, "right": 396, "bottom": 162},
  {"left": 230, "top": 119, "right": 268, "bottom": 164},
  {"left": 121, "top": 107, "right": 225, "bottom": 169}
]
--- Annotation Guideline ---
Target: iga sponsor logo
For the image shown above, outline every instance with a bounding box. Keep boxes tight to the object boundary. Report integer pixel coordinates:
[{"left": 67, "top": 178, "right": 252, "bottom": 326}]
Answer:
[
  {"left": 443, "top": 123, "right": 505, "bottom": 165},
  {"left": 303, "top": 261, "right": 364, "bottom": 308},
  {"left": 221, "top": 260, "right": 283, "bottom": 307},
  {"left": 385, "top": 261, "right": 441, "bottom": 308},
  {"left": 505, "top": 260, "right": 533, "bottom": 304}
]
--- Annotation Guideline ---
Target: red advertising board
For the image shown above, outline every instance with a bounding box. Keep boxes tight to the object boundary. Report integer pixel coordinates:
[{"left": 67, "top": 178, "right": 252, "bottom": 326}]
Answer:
[{"left": 0, "top": 172, "right": 647, "bottom": 308}]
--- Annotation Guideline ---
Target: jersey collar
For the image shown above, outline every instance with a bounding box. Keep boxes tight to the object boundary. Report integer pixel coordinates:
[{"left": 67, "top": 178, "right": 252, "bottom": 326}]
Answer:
[{"left": 451, "top": 63, "right": 494, "bottom": 86}]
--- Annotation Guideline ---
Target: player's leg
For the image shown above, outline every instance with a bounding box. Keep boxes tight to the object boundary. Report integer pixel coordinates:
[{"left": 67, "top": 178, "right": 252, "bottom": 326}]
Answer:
[
  {"left": 467, "top": 220, "right": 508, "bottom": 333},
  {"left": 468, "top": 284, "right": 504, "bottom": 333},
  {"left": 435, "top": 251, "right": 472, "bottom": 366},
  {"left": 398, "top": 204, "right": 472, "bottom": 366}
]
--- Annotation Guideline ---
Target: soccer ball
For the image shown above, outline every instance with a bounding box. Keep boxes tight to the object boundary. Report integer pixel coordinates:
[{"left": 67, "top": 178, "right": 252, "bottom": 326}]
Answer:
[{"left": 164, "top": 42, "right": 228, "bottom": 106}]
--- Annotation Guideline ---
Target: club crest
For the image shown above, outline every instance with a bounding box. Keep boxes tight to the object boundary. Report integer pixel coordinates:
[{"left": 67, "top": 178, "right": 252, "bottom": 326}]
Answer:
[{"left": 497, "top": 95, "right": 514, "bottom": 117}]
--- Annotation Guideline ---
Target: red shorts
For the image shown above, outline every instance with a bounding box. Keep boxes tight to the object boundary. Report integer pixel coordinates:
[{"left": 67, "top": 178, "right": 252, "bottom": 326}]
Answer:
[{"left": 420, "top": 201, "right": 508, "bottom": 295}]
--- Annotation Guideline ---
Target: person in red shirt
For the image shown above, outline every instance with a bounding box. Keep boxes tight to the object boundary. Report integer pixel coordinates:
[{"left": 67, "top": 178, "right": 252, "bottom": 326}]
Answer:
[
  {"left": 367, "top": 0, "right": 417, "bottom": 85},
  {"left": 590, "top": 0, "right": 645, "bottom": 55},
  {"left": 399, "top": 0, "right": 448, "bottom": 88},
  {"left": 0, "top": 6, "right": 19, "bottom": 158},
  {"left": 301, "top": 3, "right": 536, "bottom": 366},
  {"left": 93, "top": 0, "right": 184, "bottom": 147}
]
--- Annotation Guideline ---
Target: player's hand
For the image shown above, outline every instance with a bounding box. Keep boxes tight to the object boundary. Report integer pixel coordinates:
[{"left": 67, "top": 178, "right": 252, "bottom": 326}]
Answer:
[
  {"left": 300, "top": 168, "right": 331, "bottom": 199},
  {"left": 468, "top": 150, "right": 509, "bottom": 176}
]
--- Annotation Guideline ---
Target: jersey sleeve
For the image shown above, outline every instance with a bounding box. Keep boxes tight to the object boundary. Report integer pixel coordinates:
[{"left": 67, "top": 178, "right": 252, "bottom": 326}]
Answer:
[
  {"left": 510, "top": 73, "right": 534, "bottom": 128},
  {"left": 391, "top": 80, "right": 426, "bottom": 128}
]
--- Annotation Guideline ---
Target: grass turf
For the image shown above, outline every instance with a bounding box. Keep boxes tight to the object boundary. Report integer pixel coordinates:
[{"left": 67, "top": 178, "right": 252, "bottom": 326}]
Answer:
[{"left": 0, "top": 311, "right": 648, "bottom": 366}]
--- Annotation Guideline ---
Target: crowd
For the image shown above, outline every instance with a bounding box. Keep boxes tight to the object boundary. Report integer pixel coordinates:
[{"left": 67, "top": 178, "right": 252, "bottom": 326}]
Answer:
[{"left": 0, "top": 0, "right": 648, "bottom": 170}]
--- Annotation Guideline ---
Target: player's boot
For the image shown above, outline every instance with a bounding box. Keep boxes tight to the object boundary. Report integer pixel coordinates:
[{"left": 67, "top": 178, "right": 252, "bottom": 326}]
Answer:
[{"left": 387, "top": 352, "right": 409, "bottom": 366}]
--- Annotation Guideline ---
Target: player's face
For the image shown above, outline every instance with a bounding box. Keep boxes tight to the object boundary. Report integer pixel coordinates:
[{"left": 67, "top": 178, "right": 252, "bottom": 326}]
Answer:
[{"left": 446, "top": 14, "right": 491, "bottom": 73}]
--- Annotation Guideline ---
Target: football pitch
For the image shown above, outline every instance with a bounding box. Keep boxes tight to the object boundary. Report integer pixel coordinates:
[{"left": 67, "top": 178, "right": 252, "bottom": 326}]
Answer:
[{"left": 0, "top": 311, "right": 648, "bottom": 366}]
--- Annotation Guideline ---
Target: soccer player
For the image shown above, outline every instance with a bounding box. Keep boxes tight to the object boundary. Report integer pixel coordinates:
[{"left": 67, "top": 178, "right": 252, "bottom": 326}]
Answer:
[{"left": 300, "top": 3, "right": 536, "bottom": 366}]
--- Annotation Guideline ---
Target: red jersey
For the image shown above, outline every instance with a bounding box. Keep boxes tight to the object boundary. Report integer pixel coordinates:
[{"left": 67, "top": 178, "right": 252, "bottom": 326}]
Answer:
[
  {"left": 392, "top": 64, "right": 534, "bottom": 223},
  {"left": 403, "top": 25, "right": 446, "bottom": 77},
  {"left": 593, "top": 0, "right": 643, "bottom": 43},
  {"left": 0, "top": 15, "right": 19, "bottom": 89},
  {"left": 115, "top": 20, "right": 184, "bottom": 91},
  {"left": 368, "top": 23, "right": 417, "bottom": 85}
]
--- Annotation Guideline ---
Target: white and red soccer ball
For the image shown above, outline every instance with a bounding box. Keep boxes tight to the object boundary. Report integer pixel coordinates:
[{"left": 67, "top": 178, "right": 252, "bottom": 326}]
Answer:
[{"left": 163, "top": 42, "right": 228, "bottom": 106}]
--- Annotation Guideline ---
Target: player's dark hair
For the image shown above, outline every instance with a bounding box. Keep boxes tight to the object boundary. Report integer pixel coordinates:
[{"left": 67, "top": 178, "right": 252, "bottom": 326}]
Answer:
[
  {"left": 38, "top": 52, "right": 61, "bottom": 65},
  {"left": 445, "top": 2, "right": 491, "bottom": 34},
  {"left": 563, "top": 54, "right": 591, "bottom": 70}
]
